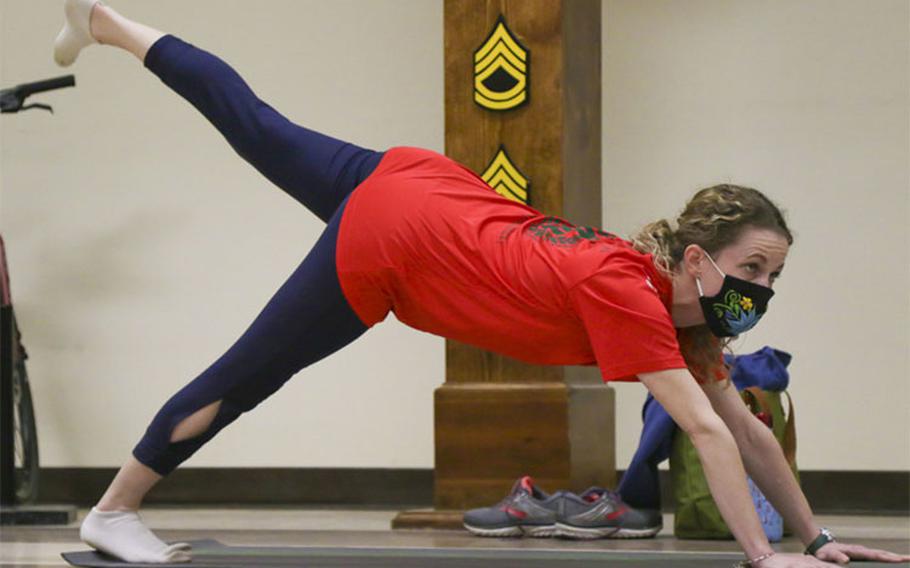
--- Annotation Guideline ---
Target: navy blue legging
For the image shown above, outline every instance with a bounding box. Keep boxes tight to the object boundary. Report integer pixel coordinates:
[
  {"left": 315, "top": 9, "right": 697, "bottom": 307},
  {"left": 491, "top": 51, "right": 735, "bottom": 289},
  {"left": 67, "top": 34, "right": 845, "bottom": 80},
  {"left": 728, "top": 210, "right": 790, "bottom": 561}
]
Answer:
[{"left": 132, "top": 35, "right": 383, "bottom": 476}]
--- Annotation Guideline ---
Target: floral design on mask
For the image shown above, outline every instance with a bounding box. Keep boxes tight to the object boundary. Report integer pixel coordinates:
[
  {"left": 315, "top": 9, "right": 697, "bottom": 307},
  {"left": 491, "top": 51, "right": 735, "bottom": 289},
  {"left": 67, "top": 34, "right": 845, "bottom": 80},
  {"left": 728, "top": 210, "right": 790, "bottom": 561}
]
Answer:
[{"left": 713, "top": 290, "right": 761, "bottom": 335}]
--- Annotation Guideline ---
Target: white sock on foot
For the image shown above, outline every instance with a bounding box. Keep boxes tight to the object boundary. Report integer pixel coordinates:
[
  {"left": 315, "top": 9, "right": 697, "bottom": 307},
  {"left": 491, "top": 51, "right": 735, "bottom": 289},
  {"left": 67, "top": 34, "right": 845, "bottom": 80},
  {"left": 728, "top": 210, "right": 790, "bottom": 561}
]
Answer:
[
  {"left": 53, "top": 0, "right": 101, "bottom": 67},
  {"left": 80, "top": 507, "right": 192, "bottom": 564}
]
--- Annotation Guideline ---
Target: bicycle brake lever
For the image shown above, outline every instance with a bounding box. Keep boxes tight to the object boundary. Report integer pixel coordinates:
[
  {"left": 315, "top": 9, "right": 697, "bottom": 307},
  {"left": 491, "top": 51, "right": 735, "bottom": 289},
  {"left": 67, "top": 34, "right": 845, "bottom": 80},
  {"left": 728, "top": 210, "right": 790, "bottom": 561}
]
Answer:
[{"left": 20, "top": 103, "right": 54, "bottom": 114}]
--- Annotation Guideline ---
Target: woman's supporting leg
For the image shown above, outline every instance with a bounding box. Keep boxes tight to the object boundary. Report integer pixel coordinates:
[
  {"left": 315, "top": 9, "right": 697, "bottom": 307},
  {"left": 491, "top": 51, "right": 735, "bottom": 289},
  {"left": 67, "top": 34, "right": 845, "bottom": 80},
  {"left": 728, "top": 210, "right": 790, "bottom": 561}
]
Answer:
[
  {"left": 71, "top": 1, "right": 383, "bottom": 222},
  {"left": 129, "top": 196, "right": 367, "bottom": 476},
  {"left": 95, "top": 456, "right": 162, "bottom": 512},
  {"left": 82, "top": 195, "right": 369, "bottom": 563}
]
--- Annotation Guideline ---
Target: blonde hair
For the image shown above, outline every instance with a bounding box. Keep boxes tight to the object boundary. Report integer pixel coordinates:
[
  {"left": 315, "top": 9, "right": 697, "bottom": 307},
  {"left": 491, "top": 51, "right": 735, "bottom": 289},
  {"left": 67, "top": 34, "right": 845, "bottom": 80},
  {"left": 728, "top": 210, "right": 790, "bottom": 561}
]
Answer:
[{"left": 631, "top": 184, "right": 793, "bottom": 381}]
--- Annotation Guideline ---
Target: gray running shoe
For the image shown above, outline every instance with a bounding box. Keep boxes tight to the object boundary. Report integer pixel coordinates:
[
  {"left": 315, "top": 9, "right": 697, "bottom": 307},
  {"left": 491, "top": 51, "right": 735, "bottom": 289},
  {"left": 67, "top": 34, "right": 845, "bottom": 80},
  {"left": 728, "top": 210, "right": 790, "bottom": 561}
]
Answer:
[
  {"left": 463, "top": 476, "right": 562, "bottom": 537},
  {"left": 556, "top": 487, "right": 663, "bottom": 539}
]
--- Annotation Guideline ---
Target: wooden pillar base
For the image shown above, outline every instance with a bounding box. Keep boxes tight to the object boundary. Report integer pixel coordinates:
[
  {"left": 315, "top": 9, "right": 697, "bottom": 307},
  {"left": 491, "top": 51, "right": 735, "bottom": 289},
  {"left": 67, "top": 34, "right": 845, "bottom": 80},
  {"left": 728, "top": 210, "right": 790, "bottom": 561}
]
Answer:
[{"left": 433, "top": 381, "right": 615, "bottom": 511}]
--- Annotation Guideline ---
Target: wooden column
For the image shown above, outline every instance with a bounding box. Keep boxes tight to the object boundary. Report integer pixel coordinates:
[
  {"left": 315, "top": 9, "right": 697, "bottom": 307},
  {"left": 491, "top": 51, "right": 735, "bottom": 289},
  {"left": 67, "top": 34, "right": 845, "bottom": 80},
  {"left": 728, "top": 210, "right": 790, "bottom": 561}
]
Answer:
[{"left": 394, "top": 0, "right": 612, "bottom": 529}]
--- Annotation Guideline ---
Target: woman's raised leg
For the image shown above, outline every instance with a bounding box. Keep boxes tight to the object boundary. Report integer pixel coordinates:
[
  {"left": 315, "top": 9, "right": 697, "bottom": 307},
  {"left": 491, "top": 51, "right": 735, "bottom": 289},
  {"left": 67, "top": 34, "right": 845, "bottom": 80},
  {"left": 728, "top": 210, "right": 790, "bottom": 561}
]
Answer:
[
  {"left": 54, "top": 0, "right": 163, "bottom": 65},
  {"left": 56, "top": 0, "right": 383, "bottom": 223}
]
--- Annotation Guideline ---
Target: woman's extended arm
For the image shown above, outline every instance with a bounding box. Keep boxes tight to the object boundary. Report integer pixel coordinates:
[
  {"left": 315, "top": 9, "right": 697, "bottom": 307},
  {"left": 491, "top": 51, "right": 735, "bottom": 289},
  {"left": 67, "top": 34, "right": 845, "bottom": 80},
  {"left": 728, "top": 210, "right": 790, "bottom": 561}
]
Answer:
[
  {"left": 701, "top": 379, "right": 820, "bottom": 543},
  {"left": 638, "top": 368, "right": 775, "bottom": 560},
  {"left": 702, "top": 379, "right": 910, "bottom": 564}
]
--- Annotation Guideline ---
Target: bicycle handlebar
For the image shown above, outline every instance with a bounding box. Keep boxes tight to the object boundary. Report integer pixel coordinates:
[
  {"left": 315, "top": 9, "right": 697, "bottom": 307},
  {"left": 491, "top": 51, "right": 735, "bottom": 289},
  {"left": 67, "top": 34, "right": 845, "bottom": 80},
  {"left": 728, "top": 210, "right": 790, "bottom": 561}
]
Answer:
[
  {"left": 18, "top": 76, "right": 75, "bottom": 96},
  {"left": 0, "top": 75, "right": 76, "bottom": 114}
]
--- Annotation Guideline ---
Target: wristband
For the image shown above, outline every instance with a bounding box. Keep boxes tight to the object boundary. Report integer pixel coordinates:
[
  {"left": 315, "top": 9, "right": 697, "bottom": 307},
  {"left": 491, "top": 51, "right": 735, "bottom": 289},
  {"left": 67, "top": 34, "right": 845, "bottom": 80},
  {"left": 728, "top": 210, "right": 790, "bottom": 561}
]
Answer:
[
  {"left": 804, "top": 527, "right": 836, "bottom": 556},
  {"left": 733, "top": 551, "right": 775, "bottom": 567}
]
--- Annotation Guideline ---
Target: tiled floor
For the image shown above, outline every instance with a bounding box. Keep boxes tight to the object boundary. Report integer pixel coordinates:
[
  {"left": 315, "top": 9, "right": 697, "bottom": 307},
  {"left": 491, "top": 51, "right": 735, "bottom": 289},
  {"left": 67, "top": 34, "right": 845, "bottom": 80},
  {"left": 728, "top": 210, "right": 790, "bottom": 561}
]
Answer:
[{"left": 1, "top": 508, "right": 908, "bottom": 567}]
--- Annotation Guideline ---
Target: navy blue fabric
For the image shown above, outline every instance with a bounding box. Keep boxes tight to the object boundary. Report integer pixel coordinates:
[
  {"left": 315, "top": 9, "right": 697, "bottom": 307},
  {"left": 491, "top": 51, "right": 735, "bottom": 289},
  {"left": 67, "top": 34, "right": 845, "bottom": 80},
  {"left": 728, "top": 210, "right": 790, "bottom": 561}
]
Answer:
[
  {"left": 133, "top": 35, "right": 381, "bottom": 475},
  {"left": 616, "top": 392, "right": 675, "bottom": 510},
  {"left": 724, "top": 347, "right": 792, "bottom": 392},
  {"left": 617, "top": 347, "right": 792, "bottom": 509},
  {"left": 143, "top": 35, "right": 383, "bottom": 223}
]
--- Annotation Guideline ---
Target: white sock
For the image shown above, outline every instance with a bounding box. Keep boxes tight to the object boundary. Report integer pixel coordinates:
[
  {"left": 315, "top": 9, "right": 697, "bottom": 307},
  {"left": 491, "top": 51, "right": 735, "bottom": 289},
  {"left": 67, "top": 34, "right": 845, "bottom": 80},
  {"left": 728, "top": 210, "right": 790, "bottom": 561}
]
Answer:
[
  {"left": 53, "top": 0, "right": 101, "bottom": 67},
  {"left": 80, "top": 507, "right": 193, "bottom": 564}
]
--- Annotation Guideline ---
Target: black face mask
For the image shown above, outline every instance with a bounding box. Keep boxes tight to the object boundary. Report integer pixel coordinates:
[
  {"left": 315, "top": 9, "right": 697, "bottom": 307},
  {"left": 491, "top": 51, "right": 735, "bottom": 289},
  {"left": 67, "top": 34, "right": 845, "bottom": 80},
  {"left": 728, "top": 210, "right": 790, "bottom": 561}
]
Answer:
[{"left": 696, "top": 252, "right": 775, "bottom": 337}]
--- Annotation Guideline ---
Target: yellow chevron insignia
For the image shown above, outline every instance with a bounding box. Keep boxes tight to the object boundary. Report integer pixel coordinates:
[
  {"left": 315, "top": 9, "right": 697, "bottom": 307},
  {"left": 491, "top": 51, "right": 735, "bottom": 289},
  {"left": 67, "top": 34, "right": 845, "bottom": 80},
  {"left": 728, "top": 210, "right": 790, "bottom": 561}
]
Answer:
[
  {"left": 481, "top": 146, "right": 529, "bottom": 204},
  {"left": 473, "top": 16, "right": 529, "bottom": 111}
]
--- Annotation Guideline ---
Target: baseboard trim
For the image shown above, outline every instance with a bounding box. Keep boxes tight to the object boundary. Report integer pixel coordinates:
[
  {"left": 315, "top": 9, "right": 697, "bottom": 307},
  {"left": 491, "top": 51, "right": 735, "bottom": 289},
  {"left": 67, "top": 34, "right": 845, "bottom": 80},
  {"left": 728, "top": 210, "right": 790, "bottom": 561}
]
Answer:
[
  {"left": 34, "top": 468, "right": 908, "bottom": 514},
  {"left": 36, "top": 468, "right": 433, "bottom": 508}
]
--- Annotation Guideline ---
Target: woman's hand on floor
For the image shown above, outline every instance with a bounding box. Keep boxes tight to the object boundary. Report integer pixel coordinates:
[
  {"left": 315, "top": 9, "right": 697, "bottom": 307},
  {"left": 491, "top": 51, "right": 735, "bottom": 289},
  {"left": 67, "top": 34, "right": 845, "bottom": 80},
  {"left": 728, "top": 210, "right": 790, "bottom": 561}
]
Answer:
[
  {"left": 812, "top": 541, "right": 910, "bottom": 564},
  {"left": 756, "top": 552, "right": 844, "bottom": 567}
]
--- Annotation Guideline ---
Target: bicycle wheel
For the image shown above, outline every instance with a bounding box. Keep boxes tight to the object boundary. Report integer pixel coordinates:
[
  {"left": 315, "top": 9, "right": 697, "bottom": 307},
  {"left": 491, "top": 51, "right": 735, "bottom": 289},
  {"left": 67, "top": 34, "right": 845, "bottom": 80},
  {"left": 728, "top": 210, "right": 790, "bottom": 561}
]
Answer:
[{"left": 13, "top": 357, "right": 39, "bottom": 504}]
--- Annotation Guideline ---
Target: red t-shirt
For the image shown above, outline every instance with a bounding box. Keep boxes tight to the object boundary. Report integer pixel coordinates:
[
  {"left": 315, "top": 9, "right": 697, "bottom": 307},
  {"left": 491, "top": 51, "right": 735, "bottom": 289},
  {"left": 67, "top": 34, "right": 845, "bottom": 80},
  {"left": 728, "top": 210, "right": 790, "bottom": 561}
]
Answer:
[{"left": 336, "top": 147, "right": 715, "bottom": 383}]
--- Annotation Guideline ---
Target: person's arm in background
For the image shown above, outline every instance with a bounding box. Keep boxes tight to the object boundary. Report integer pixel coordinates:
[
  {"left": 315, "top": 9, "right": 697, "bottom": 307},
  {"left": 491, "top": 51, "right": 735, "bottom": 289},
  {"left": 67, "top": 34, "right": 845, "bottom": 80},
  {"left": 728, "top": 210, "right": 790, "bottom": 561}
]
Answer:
[{"left": 701, "top": 379, "right": 910, "bottom": 565}]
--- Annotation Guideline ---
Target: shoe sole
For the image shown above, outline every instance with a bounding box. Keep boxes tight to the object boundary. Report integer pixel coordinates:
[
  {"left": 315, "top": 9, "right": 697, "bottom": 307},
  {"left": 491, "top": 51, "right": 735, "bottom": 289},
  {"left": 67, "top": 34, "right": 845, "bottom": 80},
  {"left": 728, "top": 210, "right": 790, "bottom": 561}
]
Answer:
[
  {"left": 463, "top": 523, "right": 557, "bottom": 538},
  {"left": 554, "top": 522, "right": 619, "bottom": 539},
  {"left": 555, "top": 522, "right": 661, "bottom": 539},
  {"left": 611, "top": 526, "right": 662, "bottom": 539}
]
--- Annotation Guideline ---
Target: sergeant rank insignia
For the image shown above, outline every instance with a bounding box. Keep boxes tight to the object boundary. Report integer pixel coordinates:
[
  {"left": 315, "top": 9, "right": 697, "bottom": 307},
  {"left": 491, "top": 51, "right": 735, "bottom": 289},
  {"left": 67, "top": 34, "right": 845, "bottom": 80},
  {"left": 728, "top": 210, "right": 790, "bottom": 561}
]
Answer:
[
  {"left": 481, "top": 146, "right": 529, "bottom": 204},
  {"left": 473, "top": 16, "right": 529, "bottom": 111}
]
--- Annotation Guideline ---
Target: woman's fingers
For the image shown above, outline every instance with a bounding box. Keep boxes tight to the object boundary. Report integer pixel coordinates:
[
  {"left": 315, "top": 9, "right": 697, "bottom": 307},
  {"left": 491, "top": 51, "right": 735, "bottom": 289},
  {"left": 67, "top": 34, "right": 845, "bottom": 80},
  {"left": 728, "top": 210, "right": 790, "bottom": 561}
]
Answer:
[
  {"left": 815, "top": 543, "right": 849, "bottom": 564},
  {"left": 842, "top": 544, "right": 910, "bottom": 562}
]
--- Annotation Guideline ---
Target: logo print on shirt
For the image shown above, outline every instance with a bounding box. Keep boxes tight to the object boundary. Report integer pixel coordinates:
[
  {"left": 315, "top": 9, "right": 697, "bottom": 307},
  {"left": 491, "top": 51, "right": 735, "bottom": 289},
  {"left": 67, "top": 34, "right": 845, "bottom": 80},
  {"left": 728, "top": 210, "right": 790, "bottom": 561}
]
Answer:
[{"left": 527, "top": 217, "right": 616, "bottom": 247}]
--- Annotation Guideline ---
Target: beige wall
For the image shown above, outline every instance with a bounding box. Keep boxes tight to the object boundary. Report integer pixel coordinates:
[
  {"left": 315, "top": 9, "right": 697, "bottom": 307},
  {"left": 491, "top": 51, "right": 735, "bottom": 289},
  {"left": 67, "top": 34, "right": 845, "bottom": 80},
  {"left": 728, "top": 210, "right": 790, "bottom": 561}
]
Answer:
[
  {"left": 0, "top": 0, "right": 906, "bottom": 476},
  {"left": 0, "top": 0, "right": 444, "bottom": 469},
  {"left": 603, "top": 0, "right": 909, "bottom": 471}
]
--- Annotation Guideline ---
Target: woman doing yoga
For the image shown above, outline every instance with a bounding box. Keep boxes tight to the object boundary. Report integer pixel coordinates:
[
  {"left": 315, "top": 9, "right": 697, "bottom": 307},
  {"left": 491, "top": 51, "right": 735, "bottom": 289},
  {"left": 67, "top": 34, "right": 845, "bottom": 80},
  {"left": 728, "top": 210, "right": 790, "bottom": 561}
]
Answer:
[{"left": 52, "top": 1, "right": 910, "bottom": 566}]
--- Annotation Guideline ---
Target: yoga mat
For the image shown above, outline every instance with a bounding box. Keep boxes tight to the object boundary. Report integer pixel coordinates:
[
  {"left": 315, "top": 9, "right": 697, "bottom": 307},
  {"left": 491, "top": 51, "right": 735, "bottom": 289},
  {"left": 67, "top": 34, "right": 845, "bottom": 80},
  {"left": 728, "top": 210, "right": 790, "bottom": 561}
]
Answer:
[{"left": 63, "top": 539, "right": 897, "bottom": 567}]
